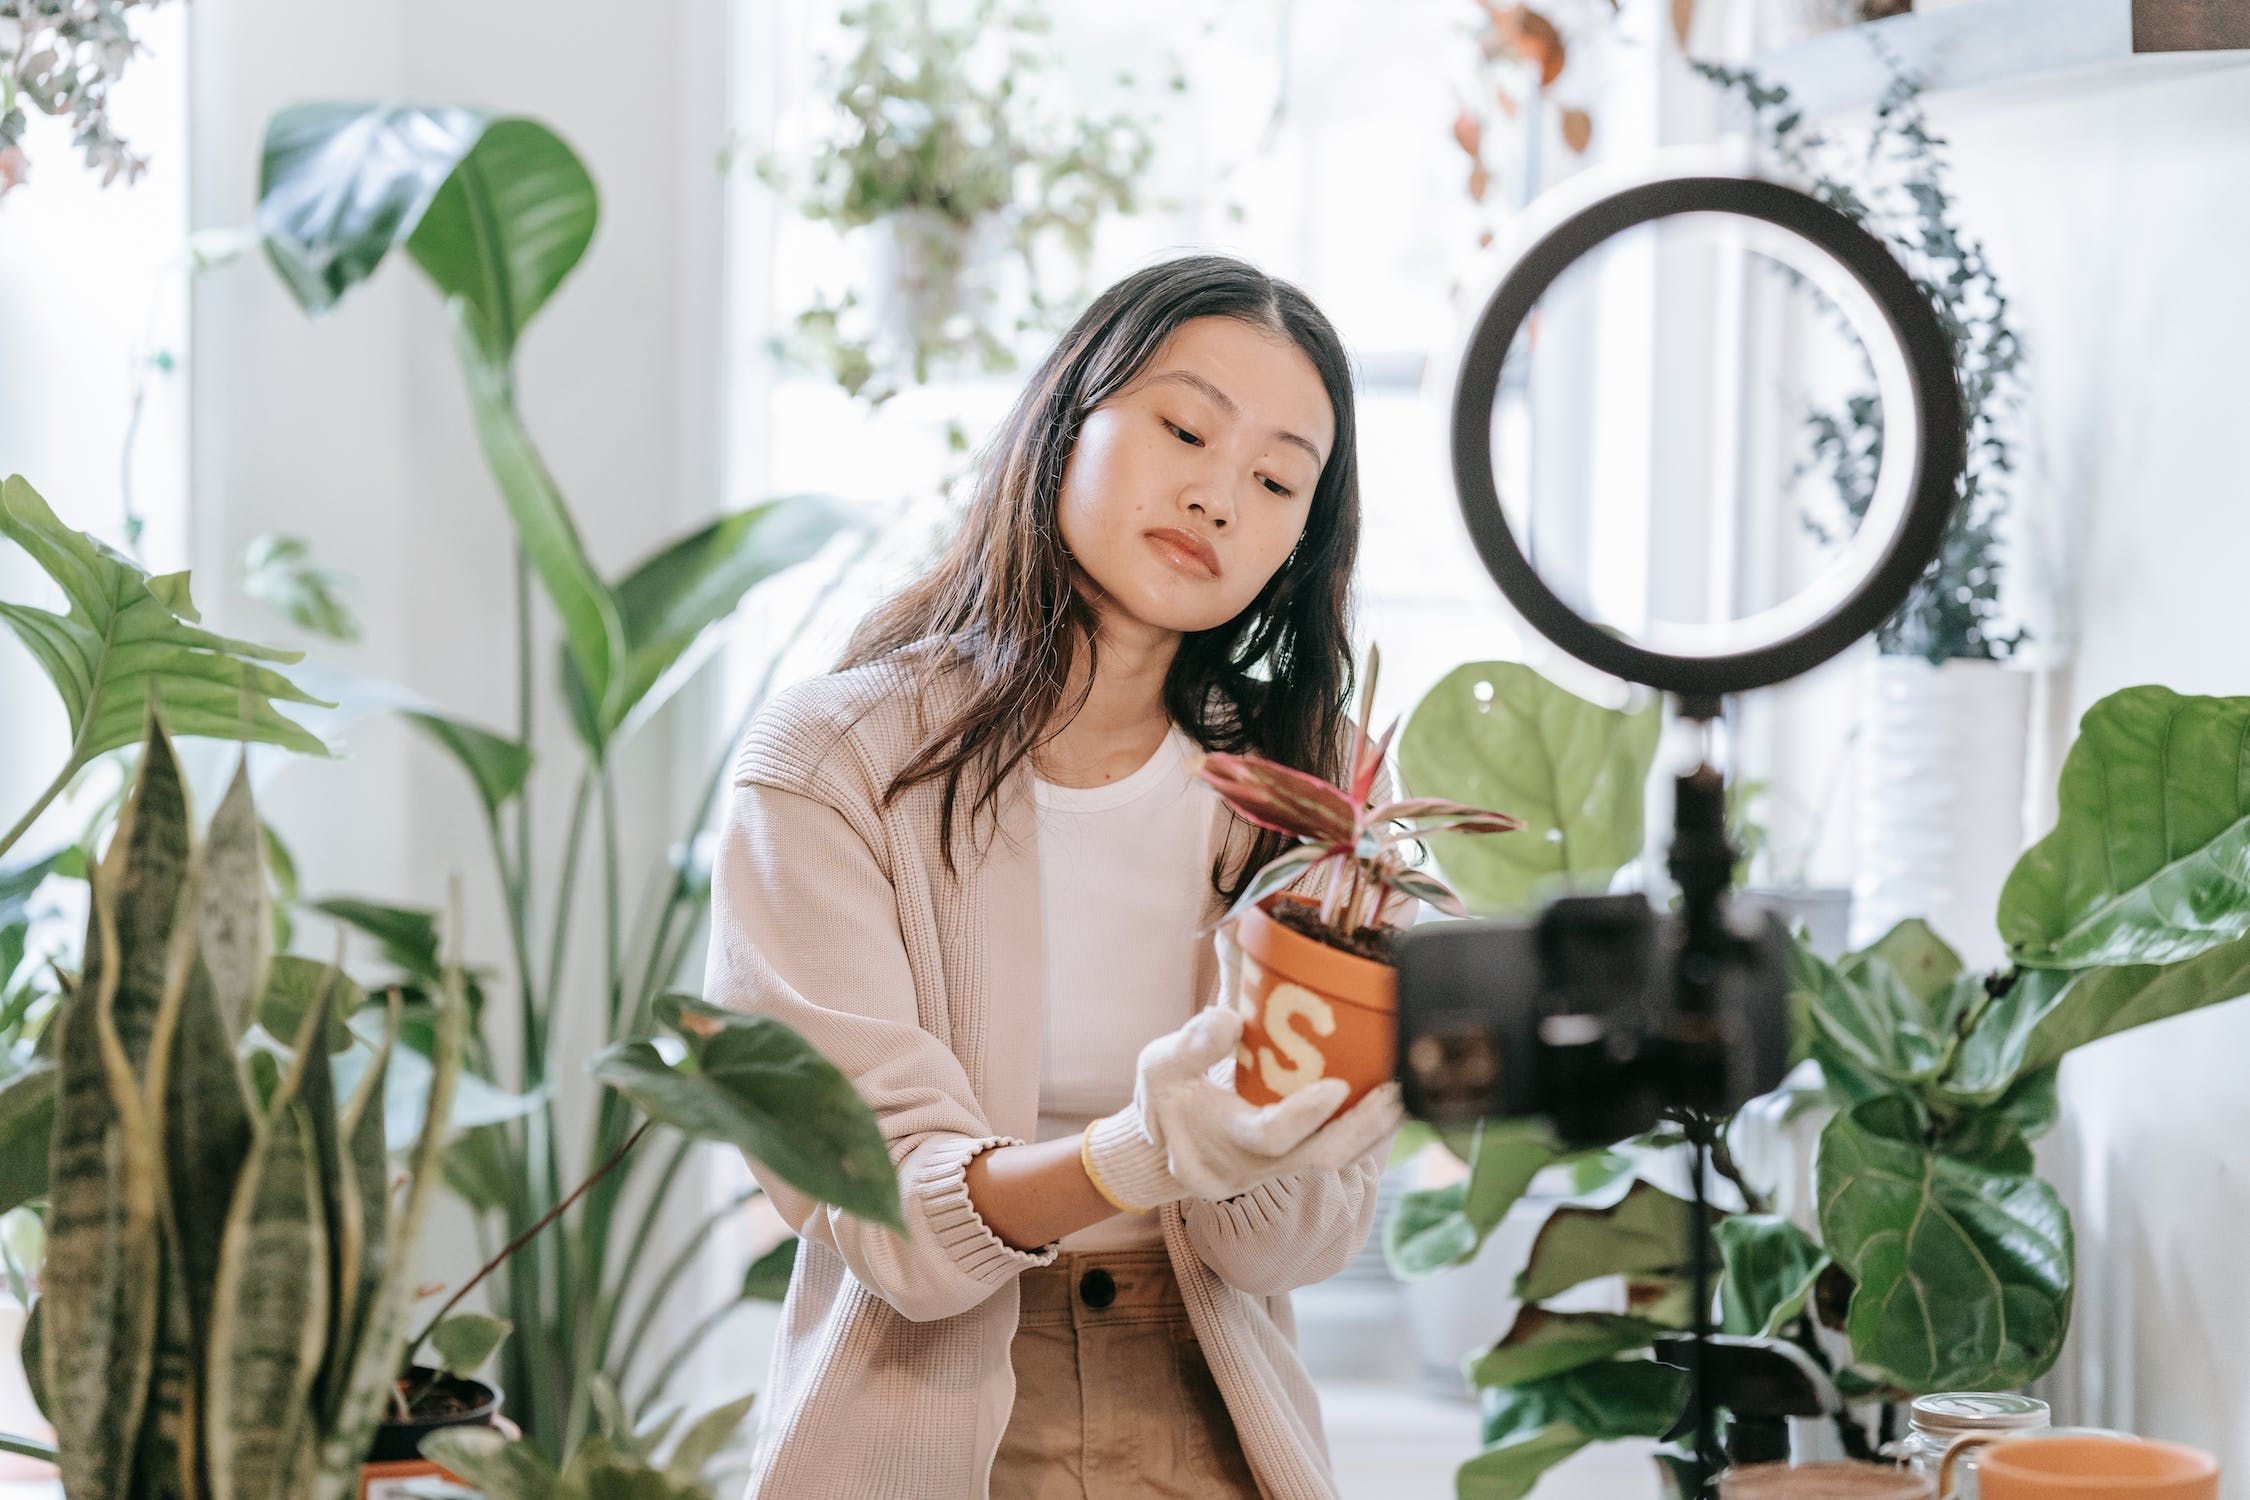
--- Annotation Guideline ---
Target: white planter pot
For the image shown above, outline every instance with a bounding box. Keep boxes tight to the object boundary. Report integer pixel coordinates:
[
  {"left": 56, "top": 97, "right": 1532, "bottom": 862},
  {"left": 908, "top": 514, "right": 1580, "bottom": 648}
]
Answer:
[
  {"left": 1849, "top": 655, "right": 2031, "bottom": 963},
  {"left": 860, "top": 208, "right": 1009, "bottom": 364}
]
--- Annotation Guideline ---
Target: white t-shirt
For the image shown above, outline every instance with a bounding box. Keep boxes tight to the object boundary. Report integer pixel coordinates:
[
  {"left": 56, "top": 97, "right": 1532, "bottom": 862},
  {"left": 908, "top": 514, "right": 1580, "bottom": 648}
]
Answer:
[{"left": 1031, "top": 722, "right": 1218, "bottom": 1252}]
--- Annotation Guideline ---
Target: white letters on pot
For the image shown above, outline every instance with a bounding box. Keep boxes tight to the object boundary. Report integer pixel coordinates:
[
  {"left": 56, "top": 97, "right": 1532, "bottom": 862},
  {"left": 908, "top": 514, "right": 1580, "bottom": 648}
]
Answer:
[{"left": 1257, "top": 982, "right": 1335, "bottom": 1096}]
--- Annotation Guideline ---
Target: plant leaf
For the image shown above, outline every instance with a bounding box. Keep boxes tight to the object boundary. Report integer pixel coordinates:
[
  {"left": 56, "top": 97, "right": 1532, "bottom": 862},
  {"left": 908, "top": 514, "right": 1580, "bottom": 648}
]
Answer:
[
  {"left": 318, "top": 992, "right": 395, "bottom": 1428},
  {"left": 450, "top": 302, "right": 627, "bottom": 730},
  {"left": 568, "top": 496, "right": 861, "bottom": 752},
  {"left": 1398, "top": 661, "right": 1660, "bottom": 915},
  {"left": 0, "top": 1062, "right": 54, "bottom": 1214},
  {"left": 663, "top": 1390, "right": 759, "bottom": 1485},
  {"left": 742, "top": 1237, "right": 797, "bottom": 1302},
  {"left": 309, "top": 897, "right": 442, "bottom": 981},
  {"left": 0, "top": 475, "right": 329, "bottom": 781},
  {"left": 1468, "top": 1307, "right": 1666, "bottom": 1388},
  {"left": 1947, "top": 935, "right": 2250, "bottom": 1104},
  {"left": 404, "top": 116, "right": 599, "bottom": 362},
  {"left": 309, "top": 957, "right": 463, "bottom": 1497},
  {"left": 1716, "top": 1214, "right": 1829, "bottom": 1338},
  {"left": 1815, "top": 1096, "right": 2072, "bottom": 1392},
  {"left": 1516, "top": 1180, "right": 1701, "bottom": 1303},
  {"left": 1384, "top": 1121, "right": 1555, "bottom": 1279},
  {"left": 417, "top": 1425, "right": 561, "bottom": 1500},
  {"left": 204, "top": 975, "right": 336, "bottom": 1497},
  {"left": 1999, "top": 687, "right": 2250, "bottom": 969},
  {"left": 401, "top": 710, "right": 534, "bottom": 827},
  {"left": 431, "top": 1311, "right": 513, "bottom": 1376},
  {"left": 199, "top": 755, "right": 272, "bottom": 1039},
  {"left": 242, "top": 532, "right": 362, "bottom": 643},
  {"left": 257, "top": 103, "right": 485, "bottom": 313},
  {"left": 1461, "top": 1360, "right": 1687, "bottom": 1500},
  {"left": 594, "top": 1002, "right": 902, "bottom": 1233},
  {"left": 1191, "top": 750, "right": 1357, "bottom": 843},
  {"left": 258, "top": 955, "right": 363, "bottom": 1052}
]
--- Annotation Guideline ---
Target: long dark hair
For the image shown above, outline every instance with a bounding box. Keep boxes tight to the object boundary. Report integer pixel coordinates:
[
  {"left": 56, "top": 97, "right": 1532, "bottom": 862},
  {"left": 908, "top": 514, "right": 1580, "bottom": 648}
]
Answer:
[{"left": 837, "top": 253, "right": 1364, "bottom": 906}]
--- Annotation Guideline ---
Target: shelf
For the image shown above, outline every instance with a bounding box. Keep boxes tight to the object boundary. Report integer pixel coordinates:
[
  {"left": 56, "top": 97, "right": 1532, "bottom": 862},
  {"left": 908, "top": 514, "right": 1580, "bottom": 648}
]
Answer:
[{"left": 1748, "top": 0, "right": 2250, "bottom": 119}]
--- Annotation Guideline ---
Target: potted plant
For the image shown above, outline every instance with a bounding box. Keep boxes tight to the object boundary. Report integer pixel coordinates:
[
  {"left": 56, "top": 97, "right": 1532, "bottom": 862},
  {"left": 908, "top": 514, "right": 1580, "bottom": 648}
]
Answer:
[
  {"left": 1384, "top": 683, "right": 2250, "bottom": 1497},
  {"left": 747, "top": 0, "right": 1165, "bottom": 406},
  {"left": 1186, "top": 646, "right": 1522, "bottom": 1113},
  {"left": 1700, "top": 58, "right": 2032, "bottom": 958}
]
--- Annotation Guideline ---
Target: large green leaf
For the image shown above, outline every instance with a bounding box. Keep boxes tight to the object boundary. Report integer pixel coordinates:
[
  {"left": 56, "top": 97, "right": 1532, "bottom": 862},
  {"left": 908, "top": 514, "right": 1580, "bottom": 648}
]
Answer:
[
  {"left": 1948, "top": 935, "right": 2250, "bottom": 1104},
  {"left": 416, "top": 1425, "right": 561, "bottom": 1500},
  {"left": 0, "top": 475, "right": 328, "bottom": 781},
  {"left": 258, "top": 103, "right": 485, "bottom": 313},
  {"left": 1788, "top": 934, "right": 1946, "bottom": 1095},
  {"left": 564, "top": 496, "right": 861, "bottom": 753},
  {"left": 1716, "top": 1214, "right": 1829, "bottom": 1338},
  {"left": 42, "top": 874, "right": 162, "bottom": 1500},
  {"left": 592, "top": 996, "right": 902, "bottom": 1233},
  {"left": 401, "top": 710, "right": 533, "bottom": 828},
  {"left": 2000, "top": 687, "right": 2250, "bottom": 969},
  {"left": 451, "top": 304, "right": 627, "bottom": 732},
  {"left": 406, "top": 117, "right": 600, "bottom": 362},
  {"left": 742, "top": 1237, "right": 798, "bottom": 1304},
  {"left": 309, "top": 898, "right": 442, "bottom": 981},
  {"left": 317, "top": 996, "right": 394, "bottom": 1428},
  {"left": 1516, "top": 1180, "right": 1702, "bottom": 1304},
  {"left": 1397, "top": 661, "right": 1660, "bottom": 915},
  {"left": 1815, "top": 1096, "right": 2072, "bottom": 1392},
  {"left": 309, "top": 966, "right": 464, "bottom": 1499},
  {"left": 1460, "top": 1360, "right": 1687, "bottom": 1500},
  {"left": 260, "top": 106, "right": 596, "bottom": 357},
  {"left": 198, "top": 756, "right": 272, "bottom": 1039},
  {"left": 1384, "top": 1120, "right": 1555, "bottom": 1278},
  {"left": 1467, "top": 1308, "right": 1667, "bottom": 1388},
  {"left": 204, "top": 1075, "right": 330, "bottom": 1497}
]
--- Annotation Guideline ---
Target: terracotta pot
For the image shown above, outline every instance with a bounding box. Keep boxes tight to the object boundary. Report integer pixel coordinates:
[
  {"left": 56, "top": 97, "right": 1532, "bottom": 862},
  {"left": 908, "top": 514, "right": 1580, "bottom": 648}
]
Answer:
[
  {"left": 359, "top": 1369, "right": 505, "bottom": 1498},
  {"left": 1228, "top": 893, "right": 1397, "bottom": 1112}
]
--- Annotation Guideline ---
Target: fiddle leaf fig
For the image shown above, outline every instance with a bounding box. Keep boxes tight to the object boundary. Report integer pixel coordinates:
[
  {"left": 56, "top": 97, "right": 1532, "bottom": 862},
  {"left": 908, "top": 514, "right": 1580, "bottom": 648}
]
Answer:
[
  {"left": 1815, "top": 1096, "right": 2072, "bottom": 1392},
  {"left": 1460, "top": 1359, "right": 1687, "bottom": 1500},
  {"left": 1516, "top": 1180, "right": 1702, "bottom": 1304},
  {"left": 2000, "top": 687, "right": 2250, "bottom": 969},
  {"left": 1398, "top": 661, "right": 1660, "bottom": 915},
  {"left": 1384, "top": 1120, "right": 1556, "bottom": 1279}
]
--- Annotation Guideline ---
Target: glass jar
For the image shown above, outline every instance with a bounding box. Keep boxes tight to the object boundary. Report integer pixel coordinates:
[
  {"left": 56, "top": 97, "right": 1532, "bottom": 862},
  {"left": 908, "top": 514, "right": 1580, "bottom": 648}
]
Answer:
[{"left": 1889, "top": 1393, "right": 2050, "bottom": 1498}]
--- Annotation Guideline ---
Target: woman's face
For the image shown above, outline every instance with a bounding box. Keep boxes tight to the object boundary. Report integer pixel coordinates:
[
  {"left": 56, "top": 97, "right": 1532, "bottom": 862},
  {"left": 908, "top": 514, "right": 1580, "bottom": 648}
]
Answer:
[{"left": 1056, "top": 315, "right": 1334, "bottom": 638}]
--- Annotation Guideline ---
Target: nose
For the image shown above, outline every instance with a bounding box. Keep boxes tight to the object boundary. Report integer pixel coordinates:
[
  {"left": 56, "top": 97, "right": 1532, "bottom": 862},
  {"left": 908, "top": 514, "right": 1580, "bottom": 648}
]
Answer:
[{"left": 1185, "top": 481, "right": 1232, "bottom": 531}]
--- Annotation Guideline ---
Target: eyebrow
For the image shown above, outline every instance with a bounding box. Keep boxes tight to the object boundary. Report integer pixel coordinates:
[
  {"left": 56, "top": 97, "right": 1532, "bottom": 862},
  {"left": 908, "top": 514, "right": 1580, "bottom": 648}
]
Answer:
[{"left": 1145, "top": 369, "right": 1326, "bottom": 468}]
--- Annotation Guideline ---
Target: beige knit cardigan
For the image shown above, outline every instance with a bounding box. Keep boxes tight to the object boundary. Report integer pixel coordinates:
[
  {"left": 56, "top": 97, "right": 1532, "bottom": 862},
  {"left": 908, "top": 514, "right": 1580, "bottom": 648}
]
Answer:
[{"left": 708, "top": 637, "right": 1402, "bottom": 1499}]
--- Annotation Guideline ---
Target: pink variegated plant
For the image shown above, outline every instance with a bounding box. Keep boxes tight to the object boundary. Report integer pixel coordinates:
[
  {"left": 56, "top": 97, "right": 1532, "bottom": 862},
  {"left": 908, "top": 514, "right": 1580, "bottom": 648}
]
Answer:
[{"left": 1188, "top": 645, "right": 1521, "bottom": 949}]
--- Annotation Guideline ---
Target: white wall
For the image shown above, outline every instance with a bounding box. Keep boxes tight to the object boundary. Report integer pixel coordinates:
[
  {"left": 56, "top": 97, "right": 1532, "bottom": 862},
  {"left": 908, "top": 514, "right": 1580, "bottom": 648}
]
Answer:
[
  {"left": 185, "top": 0, "right": 741, "bottom": 1380},
  {"left": 1903, "top": 64, "right": 2250, "bottom": 1486}
]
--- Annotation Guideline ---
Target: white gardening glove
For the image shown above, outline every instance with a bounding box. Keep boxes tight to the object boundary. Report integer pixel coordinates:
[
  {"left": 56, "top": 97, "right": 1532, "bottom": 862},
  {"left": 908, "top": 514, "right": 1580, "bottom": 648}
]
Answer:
[{"left": 1080, "top": 1000, "right": 1405, "bottom": 1214}]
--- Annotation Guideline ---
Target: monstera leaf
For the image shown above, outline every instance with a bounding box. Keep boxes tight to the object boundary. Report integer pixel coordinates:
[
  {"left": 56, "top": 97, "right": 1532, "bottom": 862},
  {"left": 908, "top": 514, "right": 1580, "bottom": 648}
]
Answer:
[
  {"left": 1816, "top": 1096, "right": 2072, "bottom": 1392},
  {"left": 2000, "top": 687, "right": 2250, "bottom": 969},
  {"left": 1399, "top": 660, "right": 1661, "bottom": 915},
  {"left": 0, "top": 476, "right": 328, "bottom": 861}
]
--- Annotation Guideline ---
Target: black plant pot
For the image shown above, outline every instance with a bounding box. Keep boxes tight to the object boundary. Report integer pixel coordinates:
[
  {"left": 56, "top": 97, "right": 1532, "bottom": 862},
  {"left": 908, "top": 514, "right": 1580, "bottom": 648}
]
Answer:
[{"left": 366, "top": 1366, "right": 503, "bottom": 1463}]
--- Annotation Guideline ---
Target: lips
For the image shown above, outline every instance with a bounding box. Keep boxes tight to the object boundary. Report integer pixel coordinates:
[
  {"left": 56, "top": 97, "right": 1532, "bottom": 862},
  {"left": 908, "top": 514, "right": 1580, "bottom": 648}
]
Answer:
[{"left": 1145, "top": 527, "right": 1220, "bottom": 579}]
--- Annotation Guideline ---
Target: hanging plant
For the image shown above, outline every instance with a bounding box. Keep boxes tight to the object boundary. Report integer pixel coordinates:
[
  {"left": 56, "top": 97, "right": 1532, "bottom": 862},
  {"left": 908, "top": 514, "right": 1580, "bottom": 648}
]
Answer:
[
  {"left": 748, "top": 0, "right": 1170, "bottom": 406},
  {"left": 1699, "top": 55, "right": 2028, "bottom": 663},
  {"left": 1448, "top": 0, "right": 1627, "bottom": 252},
  {"left": 0, "top": 0, "right": 179, "bottom": 200}
]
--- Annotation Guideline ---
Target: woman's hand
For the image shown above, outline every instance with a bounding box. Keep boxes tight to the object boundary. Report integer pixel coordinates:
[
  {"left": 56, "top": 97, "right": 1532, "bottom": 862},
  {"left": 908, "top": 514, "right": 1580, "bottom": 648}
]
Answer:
[{"left": 1080, "top": 1000, "right": 1404, "bottom": 1214}]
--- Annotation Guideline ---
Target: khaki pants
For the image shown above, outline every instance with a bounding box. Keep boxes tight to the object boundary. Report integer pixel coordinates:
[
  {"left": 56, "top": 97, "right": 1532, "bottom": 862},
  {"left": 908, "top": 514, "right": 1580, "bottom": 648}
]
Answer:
[{"left": 991, "top": 1246, "right": 1263, "bottom": 1499}]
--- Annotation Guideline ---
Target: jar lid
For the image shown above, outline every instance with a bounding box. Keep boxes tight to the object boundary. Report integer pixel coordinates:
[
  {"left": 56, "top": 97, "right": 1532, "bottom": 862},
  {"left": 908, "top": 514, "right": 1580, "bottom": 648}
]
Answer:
[{"left": 1908, "top": 1393, "right": 2051, "bottom": 1435}]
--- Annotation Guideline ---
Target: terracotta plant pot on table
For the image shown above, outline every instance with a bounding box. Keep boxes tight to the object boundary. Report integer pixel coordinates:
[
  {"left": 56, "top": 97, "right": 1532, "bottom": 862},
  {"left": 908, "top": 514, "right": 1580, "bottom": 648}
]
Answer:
[{"left": 1228, "top": 892, "right": 1397, "bottom": 1113}]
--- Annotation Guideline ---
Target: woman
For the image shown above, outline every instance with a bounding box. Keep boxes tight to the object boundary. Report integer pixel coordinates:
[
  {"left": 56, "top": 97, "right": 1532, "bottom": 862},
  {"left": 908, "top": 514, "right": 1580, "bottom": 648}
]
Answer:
[{"left": 712, "top": 254, "right": 1410, "bottom": 1499}]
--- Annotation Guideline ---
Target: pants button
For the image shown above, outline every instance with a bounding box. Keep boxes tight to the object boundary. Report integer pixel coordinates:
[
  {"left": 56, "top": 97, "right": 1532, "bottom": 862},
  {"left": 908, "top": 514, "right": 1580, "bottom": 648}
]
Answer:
[{"left": 1078, "top": 1268, "right": 1117, "bottom": 1308}]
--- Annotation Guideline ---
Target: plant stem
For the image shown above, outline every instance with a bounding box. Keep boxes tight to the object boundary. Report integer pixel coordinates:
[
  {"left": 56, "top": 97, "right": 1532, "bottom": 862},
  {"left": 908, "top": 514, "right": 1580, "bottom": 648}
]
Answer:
[
  {"left": 0, "top": 753, "right": 81, "bottom": 866},
  {"left": 601, "top": 766, "right": 624, "bottom": 1035},
  {"left": 633, "top": 1298, "right": 740, "bottom": 1420},
  {"left": 543, "top": 774, "right": 594, "bottom": 1018},
  {"left": 613, "top": 1185, "right": 762, "bottom": 1388},
  {"left": 594, "top": 1134, "right": 694, "bottom": 1363},
  {"left": 0, "top": 1432, "right": 55, "bottom": 1464},
  {"left": 409, "top": 1119, "right": 653, "bottom": 1357}
]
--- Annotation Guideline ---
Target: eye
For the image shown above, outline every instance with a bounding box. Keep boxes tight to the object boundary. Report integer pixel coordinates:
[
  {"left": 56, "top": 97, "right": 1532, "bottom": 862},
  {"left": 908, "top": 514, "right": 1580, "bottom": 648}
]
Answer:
[
  {"left": 1162, "top": 418, "right": 1204, "bottom": 447},
  {"left": 1262, "top": 478, "right": 1295, "bottom": 498}
]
